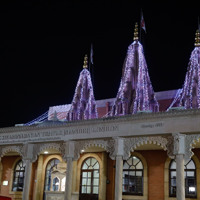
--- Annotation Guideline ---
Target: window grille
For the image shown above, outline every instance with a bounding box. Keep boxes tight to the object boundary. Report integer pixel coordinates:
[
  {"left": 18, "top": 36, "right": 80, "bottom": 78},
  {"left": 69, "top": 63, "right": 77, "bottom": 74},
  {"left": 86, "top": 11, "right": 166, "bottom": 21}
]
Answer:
[
  {"left": 123, "top": 156, "right": 143, "bottom": 195},
  {"left": 12, "top": 160, "right": 26, "bottom": 191}
]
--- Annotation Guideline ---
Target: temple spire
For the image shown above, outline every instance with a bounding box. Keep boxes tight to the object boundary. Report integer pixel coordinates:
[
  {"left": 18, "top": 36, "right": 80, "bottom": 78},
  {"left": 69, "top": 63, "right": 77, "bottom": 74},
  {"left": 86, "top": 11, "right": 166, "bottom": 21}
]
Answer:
[
  {"left": 168, "top": 29, "right": 200, "bottom": 110},
  {"left": 83, "top": 54, "right": 88, "bottom": 68},
  {"left": 195, "top": 29, "right": 200, "bottom": 47},
  {"left": 111, "top": 31, "right": 159, "bottom": 116},
  {"left": 66, "top": 55, "right": 98, "bottom": 121},
  {"left": 133, "top": 22, "right": 139, "bottom": 41}
]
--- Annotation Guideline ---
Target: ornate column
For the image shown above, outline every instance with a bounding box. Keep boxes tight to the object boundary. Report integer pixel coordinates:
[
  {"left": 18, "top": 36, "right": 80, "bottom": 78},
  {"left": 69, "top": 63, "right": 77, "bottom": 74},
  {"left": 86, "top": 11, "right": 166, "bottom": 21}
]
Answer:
[
  {"left": 33, "top": 155, "right": 43, "bottom": 200},
  {"left": 22, "top": 143, "right": 34, "bottom": 200},
  {"left": 113, "top": 137, "right": 124, "bottom": 200},
  {"left": 63, "top": 141, "right": 75, "bottom": 200},
  {"left": 173, "top": 133, "right": 185, "bottom": 200},
  {"left": 101, "top": 152, "right": 107, "bottom": 200}
]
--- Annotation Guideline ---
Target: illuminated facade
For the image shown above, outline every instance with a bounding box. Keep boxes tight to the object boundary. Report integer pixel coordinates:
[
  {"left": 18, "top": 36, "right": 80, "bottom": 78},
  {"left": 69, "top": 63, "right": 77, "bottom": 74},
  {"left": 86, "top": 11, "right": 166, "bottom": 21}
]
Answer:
[{"left": 0, "top": 26, "right": 200, "bottom": 200}]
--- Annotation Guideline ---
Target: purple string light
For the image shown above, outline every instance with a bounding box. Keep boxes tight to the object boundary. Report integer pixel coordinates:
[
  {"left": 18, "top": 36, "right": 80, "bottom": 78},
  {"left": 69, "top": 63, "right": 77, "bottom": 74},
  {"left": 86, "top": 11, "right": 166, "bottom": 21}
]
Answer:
[
  {"left": 66, "top": 57, "right": 98, "bottom": 121},
  {"left": 111, "top": 40, "right": 159, "bottom": 116},
  {"left": 170, "top": 47, "right": 200, "bottom": 109}
]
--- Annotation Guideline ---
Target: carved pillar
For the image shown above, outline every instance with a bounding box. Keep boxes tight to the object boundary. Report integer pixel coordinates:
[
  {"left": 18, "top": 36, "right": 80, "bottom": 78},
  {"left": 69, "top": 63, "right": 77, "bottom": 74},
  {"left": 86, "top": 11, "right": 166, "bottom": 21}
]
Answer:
[
  {"left": 65, "top": 157, "right": 73, "bottom": 200},
  {"left": 176, "top": 154, "right": 185, "bottom": 200},
  {"left": 22, "top": 143, "right": 34, "bottom": 200},
  {"left": 101, "top": 152, "right": 107, "bottom": 200},
  {"left": 33, "top": 155, "right": 43, "bottom": 200},
  {"left": 113, "top": 137, "right": 124, "bottom": 200},
  {"left": 23, "top": 159, "right": 33, "bottom": 200},
  {"left": 63, "top": 141, "right": 75, "bottom": 200},
  {"left": 173, "top": 133, "right": 185, "bottom": 200},
  {"left": 115, "top": 155, "right": 123, "bottom": 200}
]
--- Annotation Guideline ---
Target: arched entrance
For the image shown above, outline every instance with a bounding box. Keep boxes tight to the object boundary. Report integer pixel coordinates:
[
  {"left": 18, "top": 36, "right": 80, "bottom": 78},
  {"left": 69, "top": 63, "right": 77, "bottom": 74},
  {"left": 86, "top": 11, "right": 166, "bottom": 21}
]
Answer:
[
  {"left": 43, "top": 158, "right": 66, "bottom": 200},
  {"left": 79, "top": 157, "right": 100, "bottom": 200}
]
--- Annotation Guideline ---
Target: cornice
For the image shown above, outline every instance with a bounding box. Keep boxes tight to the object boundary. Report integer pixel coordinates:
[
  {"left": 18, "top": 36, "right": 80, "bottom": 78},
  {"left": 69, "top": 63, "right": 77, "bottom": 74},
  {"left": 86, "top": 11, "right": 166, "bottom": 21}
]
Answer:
[{"left": 0, "top": 108, "right": 200, "bottom": 134}]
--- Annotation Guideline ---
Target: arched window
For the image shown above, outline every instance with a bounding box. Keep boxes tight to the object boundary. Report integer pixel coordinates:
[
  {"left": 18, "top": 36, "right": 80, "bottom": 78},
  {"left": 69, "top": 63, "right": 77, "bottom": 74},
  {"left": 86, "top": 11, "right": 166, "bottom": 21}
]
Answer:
[
  {"left": 123, "top": 156, "right": 143, "bottom": 195},
  {"left": 44, "top": 159, "right": 60, "bottom": 191},
  {"left": 12, "top": 160, "right": 26, "bottom": 191},
  {"left": 80, "top": 157, "right": 99, "bottom": 200},
  {"left": 169, "top": 159, "right": 196, "bottom": 198}
]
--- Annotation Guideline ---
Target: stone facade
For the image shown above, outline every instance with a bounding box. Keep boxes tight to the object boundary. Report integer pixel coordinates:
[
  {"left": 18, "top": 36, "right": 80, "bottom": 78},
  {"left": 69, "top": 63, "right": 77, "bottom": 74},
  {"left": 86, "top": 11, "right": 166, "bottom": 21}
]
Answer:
[{"left": 0, "top": 108, "right": 200, "bottom": 200}]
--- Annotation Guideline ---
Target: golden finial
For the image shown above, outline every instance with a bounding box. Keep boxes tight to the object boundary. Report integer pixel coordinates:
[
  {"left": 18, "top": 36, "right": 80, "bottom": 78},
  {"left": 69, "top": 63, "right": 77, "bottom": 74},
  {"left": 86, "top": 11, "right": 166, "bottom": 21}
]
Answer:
[
  {"left": 195, "top": 29, "right": 200, "bottom": 47},
  {"left": 133, "top": 22, "right": 139, "bottom": 41},
  {"left": 83, "top": 54, "right": 88, "bottom": 69}
]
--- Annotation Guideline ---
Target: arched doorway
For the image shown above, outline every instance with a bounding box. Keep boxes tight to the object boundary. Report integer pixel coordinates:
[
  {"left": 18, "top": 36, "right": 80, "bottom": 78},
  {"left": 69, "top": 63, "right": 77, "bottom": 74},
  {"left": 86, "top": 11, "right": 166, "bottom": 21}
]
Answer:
[
  {"left": 43, "top": 158, "right": 66, "bottom": 200},
  {"left": 79, "top": 157, "right": 100, "bottom": 200}
]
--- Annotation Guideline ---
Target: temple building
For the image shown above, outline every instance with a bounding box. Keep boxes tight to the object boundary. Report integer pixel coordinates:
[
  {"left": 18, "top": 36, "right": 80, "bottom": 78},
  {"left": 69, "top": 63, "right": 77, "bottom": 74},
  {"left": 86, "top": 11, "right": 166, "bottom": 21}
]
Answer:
[{"left": 0, "top": 24, "right": 200, "bottom": 200}]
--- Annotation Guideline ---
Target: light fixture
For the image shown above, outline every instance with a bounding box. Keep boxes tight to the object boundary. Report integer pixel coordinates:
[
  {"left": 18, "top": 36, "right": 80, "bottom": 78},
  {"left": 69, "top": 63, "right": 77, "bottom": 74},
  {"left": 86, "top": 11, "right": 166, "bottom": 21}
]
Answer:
[
  {"left": 3, "top": 181, "right": 8, "bottom": 186},
  {"left": 189, "top": 187, "right": 196, "bottom": 192},
  {"left": 44, "top": 151, "right": 48, "bottom": 154}
]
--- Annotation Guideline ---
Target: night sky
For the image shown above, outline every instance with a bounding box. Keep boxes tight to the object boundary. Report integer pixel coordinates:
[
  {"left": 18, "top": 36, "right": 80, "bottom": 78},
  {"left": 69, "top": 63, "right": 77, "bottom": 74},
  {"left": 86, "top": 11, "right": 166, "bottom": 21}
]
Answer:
[{"left": 0, "top": 1, "right": 199, "bottom": 127}]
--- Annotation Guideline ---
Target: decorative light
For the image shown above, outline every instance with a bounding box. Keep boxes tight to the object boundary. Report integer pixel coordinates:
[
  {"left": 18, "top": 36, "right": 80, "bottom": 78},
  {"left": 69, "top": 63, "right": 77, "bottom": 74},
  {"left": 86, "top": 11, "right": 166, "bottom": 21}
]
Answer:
[
  {"left": 111, "top": 23, "right": 159, "bottom": 116},
  {"left": 44, "top": 151, "right": 48, "bottom": 154},
  {"left": 66, "top": 55, "right": 98, "bottom": 121},
  {"left": 169, "top": 30, "right": 200, "bottom": 109},
  {"left": 189, "top": 187, "right": 196, "bottom": 192}
]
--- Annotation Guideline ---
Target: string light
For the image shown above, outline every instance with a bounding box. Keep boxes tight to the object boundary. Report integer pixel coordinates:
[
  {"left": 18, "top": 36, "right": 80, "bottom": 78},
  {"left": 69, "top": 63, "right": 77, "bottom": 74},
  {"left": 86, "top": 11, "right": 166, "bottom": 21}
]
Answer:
[
  {"left": 169, "top": 30, "right": 200, "bottom": 109},
  {"left": 111, "top": 38, "right": 159, "bottom": 116},
  {"left": 66, "top": 55, "right": 98, "bottom": 121},
  {"left": 25, "top": 111, "right": 48, "bottom": 126}
]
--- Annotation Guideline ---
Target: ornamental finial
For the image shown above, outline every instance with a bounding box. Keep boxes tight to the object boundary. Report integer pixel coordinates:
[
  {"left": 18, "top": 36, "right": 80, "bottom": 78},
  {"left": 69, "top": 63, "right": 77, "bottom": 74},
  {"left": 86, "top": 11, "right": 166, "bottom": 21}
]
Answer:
[
  {"left": 133, "top": 22, "right": 139, "bottom": 41},
  {"left": 195, "top": 29, "right": 200, "bottom": 47},
  {"left": 83, "top": 54, "right": 88, "bottom": 69}
]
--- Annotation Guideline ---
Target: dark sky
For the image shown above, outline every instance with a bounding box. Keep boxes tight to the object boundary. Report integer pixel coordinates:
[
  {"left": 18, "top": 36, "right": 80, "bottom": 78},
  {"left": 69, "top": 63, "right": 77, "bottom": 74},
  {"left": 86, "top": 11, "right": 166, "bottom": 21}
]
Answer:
[{"left": 0, "top": 0, "right": 199, "bottom": 127}]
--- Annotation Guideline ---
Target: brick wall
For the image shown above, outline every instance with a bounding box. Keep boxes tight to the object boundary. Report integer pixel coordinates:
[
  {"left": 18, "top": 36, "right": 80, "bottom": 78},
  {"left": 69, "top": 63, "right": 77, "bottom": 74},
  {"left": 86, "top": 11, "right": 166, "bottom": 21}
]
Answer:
[
  {"left": 138, "top": 150, "right": 168, "bottom": 200},
  {"left": 0, "top": 156, "right": 21, "bottom": 199}
]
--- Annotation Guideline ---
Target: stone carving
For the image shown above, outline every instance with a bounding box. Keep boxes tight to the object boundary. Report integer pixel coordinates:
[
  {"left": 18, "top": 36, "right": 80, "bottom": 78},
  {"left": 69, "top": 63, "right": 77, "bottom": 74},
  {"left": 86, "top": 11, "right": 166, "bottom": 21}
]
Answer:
[
  {"left": 124, "top": 136, "right": 168, "bottom": 160},
  {"left": 172, "top": 133, "right": 186, "bottom": 155},
  {"left": 0, "top": 108, "right": 200, "bottom": 135},
  {"left": 74, "top": 139, "right": 115, "bottom": 160},
  {"left": 106, "top": 139, "right": 116, "bottom": 160},
  {"left": 0, "top": 145, "right": 23, "bottom": 158},
  {"left": 39, "top": 143, "right": 62, "bottom": 154},
  {"left": 185, "top": 134, "right": 200, "bottom": 163},
  {"left": 31, "top": 142, "right": 63, "bottom": 162},
  {"left": 73, "top": 136, "right": 169, "bottom": 161},
  {"left": 165, "top": 134, "right": 200, "bottom": 163},
  {"left": 61, "top": 141, "right": 76, "bottom": 161},
  {"left": 174, "top": 134, "right": 180, "bottom": 153},
  {"left": 165, "top": 135, "right": 175, "bottom": 159}
]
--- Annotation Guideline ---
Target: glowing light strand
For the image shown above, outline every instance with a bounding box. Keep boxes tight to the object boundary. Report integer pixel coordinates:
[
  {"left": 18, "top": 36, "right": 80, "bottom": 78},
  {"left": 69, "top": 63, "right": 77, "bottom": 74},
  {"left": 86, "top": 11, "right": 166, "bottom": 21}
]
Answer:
[
  {"left": 169, "top": 47, "right": 200, "bottom": 109},
  {"left": 66, "top": 68, "right": 98, "bottom": 121},
  {"left": 111, "top": 41, "right": 159, "bottom": 116},
  {"left": 167, "top": 89, "right": 183, "bottom": 111},
  {"left": 25, "top": 111, "right": 48, "bottom": 126}
]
